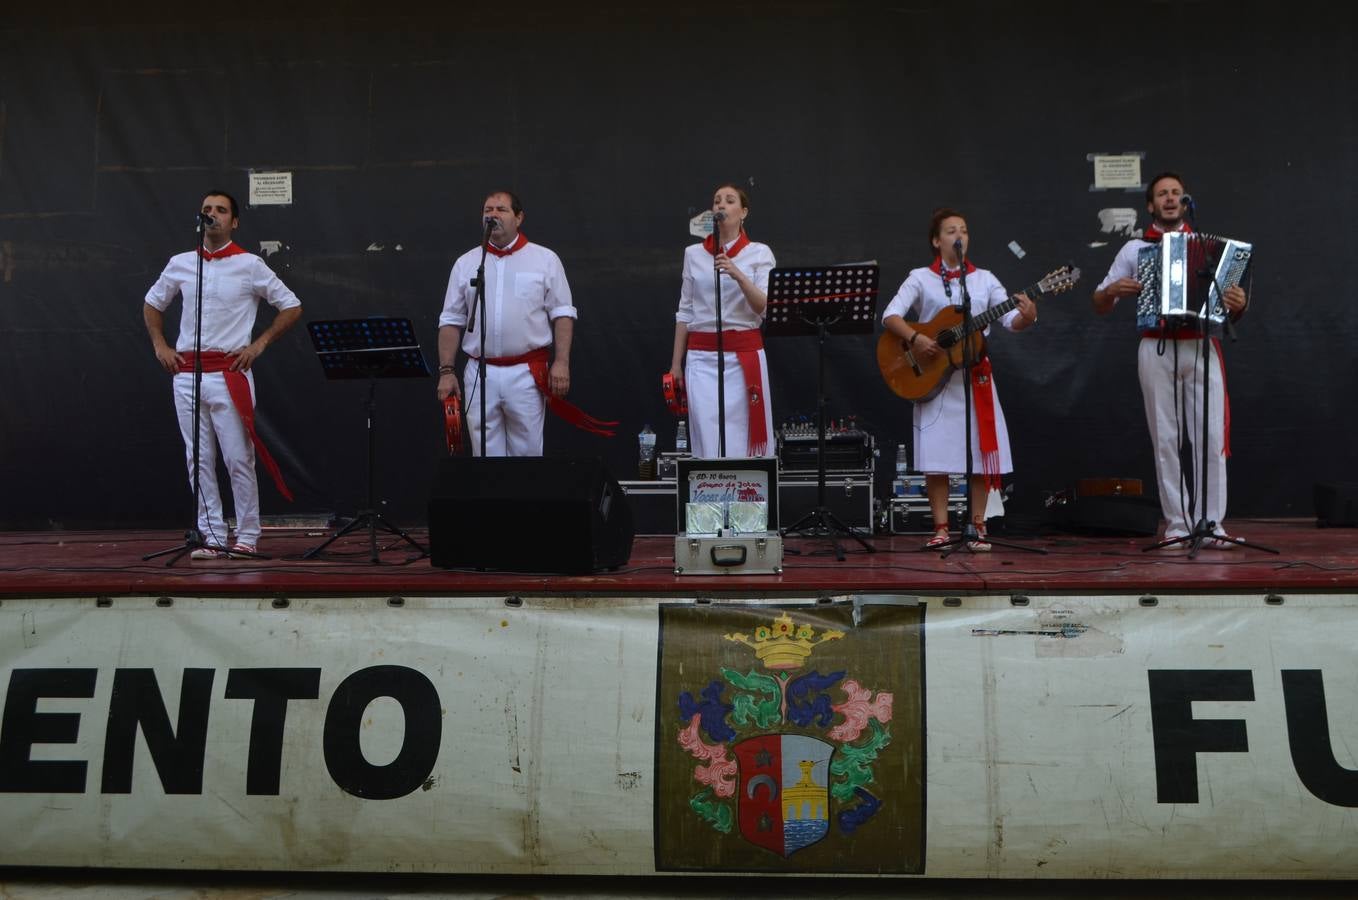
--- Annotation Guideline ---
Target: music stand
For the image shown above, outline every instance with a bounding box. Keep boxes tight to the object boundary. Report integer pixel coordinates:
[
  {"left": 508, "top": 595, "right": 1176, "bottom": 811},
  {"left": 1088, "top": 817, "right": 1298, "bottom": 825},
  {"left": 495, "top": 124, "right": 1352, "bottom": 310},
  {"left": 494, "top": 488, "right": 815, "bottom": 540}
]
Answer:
[
  {"left": 302, "top": 317, "right": 430, "bottom": 564},
  {"left": 766, "top": 263, "right": 879, "bottom": 559}
]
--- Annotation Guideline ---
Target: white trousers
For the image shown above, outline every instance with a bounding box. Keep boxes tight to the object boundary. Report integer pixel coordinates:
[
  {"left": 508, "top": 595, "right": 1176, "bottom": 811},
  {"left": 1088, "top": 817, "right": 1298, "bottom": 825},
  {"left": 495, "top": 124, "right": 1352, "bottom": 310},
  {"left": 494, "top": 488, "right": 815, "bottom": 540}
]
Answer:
[
  {"left": 685, "top": 347, "right": 774, "bottom": 459},
  {"left": 1137, "top": 336, "right": 1228, "bottom": 539},
  {"left": 173, "top": 371, "right": 259, "bottom": 547},
  {"left": 462, "top": 361, "right": 546, "bottom": 457}
]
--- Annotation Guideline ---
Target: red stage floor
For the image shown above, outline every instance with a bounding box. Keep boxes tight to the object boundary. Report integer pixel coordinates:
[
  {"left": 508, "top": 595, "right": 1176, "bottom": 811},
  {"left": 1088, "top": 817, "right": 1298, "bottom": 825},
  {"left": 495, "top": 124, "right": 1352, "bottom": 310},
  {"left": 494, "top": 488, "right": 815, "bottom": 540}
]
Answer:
[{"left": 0, "top": 519, "right": 1354, "bottom": 597}]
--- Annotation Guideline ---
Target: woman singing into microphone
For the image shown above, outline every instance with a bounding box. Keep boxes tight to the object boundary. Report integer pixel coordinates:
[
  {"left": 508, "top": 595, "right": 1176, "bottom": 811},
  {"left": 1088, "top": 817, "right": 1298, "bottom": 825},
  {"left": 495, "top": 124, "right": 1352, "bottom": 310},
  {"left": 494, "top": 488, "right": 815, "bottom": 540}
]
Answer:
[
  {"left": 882, "top": 207, "right": 1038, "bottom": 550},
  {"left": 669, "top": 184, "right": 776, "bottom": 459}
]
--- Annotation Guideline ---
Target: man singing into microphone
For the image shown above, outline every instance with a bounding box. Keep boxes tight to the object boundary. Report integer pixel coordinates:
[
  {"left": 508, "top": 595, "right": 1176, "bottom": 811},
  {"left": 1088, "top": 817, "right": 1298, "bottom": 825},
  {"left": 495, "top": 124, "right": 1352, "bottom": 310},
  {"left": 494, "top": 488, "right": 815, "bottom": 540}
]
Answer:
[
  {"left": 436, "top": 190, "right": 612, "bottom": 456},
  {"left": 1092, "top": 171, "right": 1249, "bottom": 549},
  {"left": 143, "top": 190, "right": 302, "bottom": 559}
]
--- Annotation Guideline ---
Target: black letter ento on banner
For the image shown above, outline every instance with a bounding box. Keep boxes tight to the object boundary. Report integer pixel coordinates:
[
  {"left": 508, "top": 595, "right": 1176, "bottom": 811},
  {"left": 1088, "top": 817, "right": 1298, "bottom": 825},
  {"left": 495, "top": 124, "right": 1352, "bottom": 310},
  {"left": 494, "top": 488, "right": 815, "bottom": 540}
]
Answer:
[
  {"left": 0, "top": 669, "right": 97, "bottom": 793},
  {"left": 323, "top": 665, "right": 442, "bottom": 800}
]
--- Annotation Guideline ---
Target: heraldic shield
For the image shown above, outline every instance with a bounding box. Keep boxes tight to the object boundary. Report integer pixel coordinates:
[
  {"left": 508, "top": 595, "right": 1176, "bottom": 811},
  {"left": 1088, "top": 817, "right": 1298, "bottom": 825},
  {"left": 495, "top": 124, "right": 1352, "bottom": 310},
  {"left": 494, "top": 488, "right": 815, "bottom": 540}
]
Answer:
[
  {"left": 735, "top": 734, "right": 834, "bottom": 857},
  {"left": 655, "top": 604, "right": 925, "bottom": 874}
]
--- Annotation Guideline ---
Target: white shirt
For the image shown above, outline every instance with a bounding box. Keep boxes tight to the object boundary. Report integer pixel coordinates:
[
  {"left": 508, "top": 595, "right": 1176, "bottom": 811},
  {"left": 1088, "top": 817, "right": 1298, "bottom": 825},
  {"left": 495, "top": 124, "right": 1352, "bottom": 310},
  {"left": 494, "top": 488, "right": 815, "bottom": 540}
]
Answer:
[
  {"left": 882, "top": 264, "right": 1020, "bottom": 332},
  {"left": 1095, "top": 238, "right": 1152, "bottom": 298},
  {"left": 144, "top": 245, "right": 302, "bottom": 353},
  {"left": 676, "top": 239, "right": 776, "bottom": 332},
  {"left": 439, "top": 240, "right": 575, "bottom": 359}
]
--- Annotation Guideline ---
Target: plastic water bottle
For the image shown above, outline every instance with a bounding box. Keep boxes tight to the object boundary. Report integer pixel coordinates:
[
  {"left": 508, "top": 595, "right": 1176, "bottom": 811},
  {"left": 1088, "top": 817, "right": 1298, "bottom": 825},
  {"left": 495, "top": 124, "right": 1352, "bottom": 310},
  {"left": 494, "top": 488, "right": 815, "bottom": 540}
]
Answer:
[
  {"left": 638, "top": 424, "right": 657, "bottom": 479},
  {"left": 893, "top": 443, "right": 909, "bottom": 497},
  {"left": 675, "top": 418, "right": 689, "bottom": 454}
]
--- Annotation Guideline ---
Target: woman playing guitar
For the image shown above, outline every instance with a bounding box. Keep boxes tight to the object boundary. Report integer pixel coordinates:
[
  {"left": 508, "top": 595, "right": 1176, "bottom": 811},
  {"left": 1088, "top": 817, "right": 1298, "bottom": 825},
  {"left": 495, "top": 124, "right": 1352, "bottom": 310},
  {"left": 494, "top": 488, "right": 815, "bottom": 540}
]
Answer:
[{"left": 881, "top": 208, "right": 1039, "bottom": 550}]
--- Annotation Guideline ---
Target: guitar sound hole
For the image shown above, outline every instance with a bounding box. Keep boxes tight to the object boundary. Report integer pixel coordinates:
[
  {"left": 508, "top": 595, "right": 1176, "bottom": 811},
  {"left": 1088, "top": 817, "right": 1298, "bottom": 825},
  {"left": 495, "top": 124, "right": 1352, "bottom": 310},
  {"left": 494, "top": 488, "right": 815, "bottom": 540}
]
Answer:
[{"left": 937, "top": 332, "right": 956, "bottom": 349}]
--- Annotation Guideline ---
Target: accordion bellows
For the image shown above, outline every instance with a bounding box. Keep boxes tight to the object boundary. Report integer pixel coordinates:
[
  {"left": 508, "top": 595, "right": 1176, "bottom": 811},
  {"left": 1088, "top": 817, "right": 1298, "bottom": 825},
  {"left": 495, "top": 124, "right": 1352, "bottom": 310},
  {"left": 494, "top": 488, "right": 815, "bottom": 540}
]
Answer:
[{"left": 1135, "top": 232, "right": 1253, "bottom": 331}]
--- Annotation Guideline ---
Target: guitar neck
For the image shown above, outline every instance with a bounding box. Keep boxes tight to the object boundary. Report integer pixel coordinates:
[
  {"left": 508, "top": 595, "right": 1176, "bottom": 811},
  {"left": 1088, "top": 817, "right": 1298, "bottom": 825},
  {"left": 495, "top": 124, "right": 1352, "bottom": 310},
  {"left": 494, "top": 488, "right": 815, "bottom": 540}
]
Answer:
[{"left": 967, "top": 280, "right": 1036, "bottom": 331}]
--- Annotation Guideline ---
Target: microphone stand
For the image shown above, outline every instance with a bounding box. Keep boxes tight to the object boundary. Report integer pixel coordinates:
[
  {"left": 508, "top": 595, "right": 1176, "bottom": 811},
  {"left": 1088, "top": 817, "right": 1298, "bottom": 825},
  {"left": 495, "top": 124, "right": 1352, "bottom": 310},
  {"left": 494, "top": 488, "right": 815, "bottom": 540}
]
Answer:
[
  {"left": 144, "top": 215, "right": 237, "bottom": 564},
  {"left": 713, "top": 215, "right": 728, "bottom": 460},
  {"left": 1142, "top": 202, "right": 1276, "bottom": 558},
  {"left": 467, "top": 219, "right": 494, "bottom": 457}
]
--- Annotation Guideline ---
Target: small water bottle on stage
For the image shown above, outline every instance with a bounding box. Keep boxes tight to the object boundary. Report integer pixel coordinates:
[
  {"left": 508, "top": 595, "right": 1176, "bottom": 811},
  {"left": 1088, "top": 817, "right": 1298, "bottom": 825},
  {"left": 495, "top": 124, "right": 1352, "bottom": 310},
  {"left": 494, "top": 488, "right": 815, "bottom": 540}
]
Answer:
[
  {"left": 638, "top": 424, "right": 657, "bottom": 479},
  {"left": 893, "top": 444, "right": 909, "bottom": 497},
  {"left": 675, "top": 418, "right": 689, "bottom": 454}
]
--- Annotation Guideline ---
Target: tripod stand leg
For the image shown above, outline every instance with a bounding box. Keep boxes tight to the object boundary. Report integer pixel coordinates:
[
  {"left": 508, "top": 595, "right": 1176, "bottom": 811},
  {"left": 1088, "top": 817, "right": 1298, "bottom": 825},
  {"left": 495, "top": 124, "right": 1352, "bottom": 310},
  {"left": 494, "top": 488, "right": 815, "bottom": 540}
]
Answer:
[
  {"left": 372, "top": 515, "right": 429, "bottom": 557},
  {"left": 303, "top": 512, "right": 429, "bottom": 563},
  {"left": 819, "top": 507, "right": 875, "bottom": 553},
  {"left": 781, "top": 506, "right": 875, "bottom": 556},
  {"left": 302, "top": 514, "right": 369, "bottom": 560}
]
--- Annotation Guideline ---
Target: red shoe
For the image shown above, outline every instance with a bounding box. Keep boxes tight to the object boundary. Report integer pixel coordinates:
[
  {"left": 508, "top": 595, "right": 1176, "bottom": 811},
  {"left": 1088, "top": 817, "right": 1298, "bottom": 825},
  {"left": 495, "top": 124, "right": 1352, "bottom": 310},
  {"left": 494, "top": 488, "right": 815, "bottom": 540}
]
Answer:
[
  {"left": 227, "top": 543, "right": 257, "bottom": 559},
  {"left": 923, "top": 526, "right": 950, "bottom": 550},
  {"left": 968, "top": 521, "right": 992, "bottom": 552},
  {"left": 190, "top": 547, "right": 223, "bottom": 560}
]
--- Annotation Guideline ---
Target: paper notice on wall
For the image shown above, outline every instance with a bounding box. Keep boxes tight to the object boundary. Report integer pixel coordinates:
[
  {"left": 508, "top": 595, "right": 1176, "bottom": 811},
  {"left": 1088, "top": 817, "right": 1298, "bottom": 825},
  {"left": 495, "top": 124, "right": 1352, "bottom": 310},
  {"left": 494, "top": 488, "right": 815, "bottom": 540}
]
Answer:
[
  {"left": 249, "top": 171, "right": 293, "bottom": 206},
  {"left": 1089, "top": 153, "right": 1143, "bottom": 190}
]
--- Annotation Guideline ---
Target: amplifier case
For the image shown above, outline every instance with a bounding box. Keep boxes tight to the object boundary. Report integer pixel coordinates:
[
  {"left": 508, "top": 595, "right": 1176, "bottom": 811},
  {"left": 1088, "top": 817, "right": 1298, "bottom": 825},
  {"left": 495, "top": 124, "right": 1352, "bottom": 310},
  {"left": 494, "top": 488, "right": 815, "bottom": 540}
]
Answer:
[
  {"left": 778, "top": 475, "right": 874, "bottom": 530},
  {"left": 619, "top": 480, "right": 677, "bottom": 535},
  {"left": 889, "top": 498, "right": 965, "bottom": 534}
]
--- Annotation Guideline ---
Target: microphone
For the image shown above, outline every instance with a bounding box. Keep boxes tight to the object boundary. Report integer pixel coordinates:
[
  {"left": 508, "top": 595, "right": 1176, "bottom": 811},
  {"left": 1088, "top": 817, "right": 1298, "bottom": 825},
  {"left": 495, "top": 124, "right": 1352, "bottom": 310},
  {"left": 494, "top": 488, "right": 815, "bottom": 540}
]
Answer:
[
  {"left": 953, "top": 238, "right": 964, "bottom": 257},
  {"left": 196, "top": 213, "right": 216, "bottom": 226},
  {"left": 1181, "top": 194, "right": 1196, "bottom": 214},
  {"left": 713, "top": 211, "right": 727, "bottom": 222},
  {"left": 483, "top": 216, "right": 499, "bottom": 230}
]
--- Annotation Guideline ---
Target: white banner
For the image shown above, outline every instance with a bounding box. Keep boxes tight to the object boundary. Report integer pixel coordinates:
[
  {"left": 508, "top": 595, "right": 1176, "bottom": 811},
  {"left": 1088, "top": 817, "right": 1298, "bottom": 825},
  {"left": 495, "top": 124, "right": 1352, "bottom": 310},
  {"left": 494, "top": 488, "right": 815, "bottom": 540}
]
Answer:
[{"left": 1, "top": 593, "right": 1355, "bottom": 877}]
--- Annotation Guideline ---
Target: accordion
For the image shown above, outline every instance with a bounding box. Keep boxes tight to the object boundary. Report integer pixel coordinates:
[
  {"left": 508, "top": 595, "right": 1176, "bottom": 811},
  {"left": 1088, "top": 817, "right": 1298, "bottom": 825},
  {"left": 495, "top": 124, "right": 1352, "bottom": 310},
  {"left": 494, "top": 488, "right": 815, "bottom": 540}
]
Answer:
[{"left": 1135, "top": 231, "right": 1253, "bottom": 331}]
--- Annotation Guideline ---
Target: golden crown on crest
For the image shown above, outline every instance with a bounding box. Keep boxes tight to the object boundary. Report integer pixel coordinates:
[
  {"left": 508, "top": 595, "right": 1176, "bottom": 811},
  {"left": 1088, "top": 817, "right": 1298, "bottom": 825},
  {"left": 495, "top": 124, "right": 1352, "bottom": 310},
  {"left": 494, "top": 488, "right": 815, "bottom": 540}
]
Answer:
[{"left": 724, "top": 611, "right": 844, "bottom": 670}]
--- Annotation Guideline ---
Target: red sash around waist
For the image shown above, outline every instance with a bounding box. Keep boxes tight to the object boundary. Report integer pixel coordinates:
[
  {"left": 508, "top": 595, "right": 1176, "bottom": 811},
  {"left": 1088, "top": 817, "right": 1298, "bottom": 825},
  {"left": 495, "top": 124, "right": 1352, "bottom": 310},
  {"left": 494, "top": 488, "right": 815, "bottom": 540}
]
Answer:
[
  {"left": 970, "top": 357, "right": 1002, "bottom": 490},
  {"left": 177, "top": 351, "right": 293, "bottom": 501},
  {"left": 1140, "top": 325, "right": 1204, "bottom": 340},
  {"left": 685, "top": 329, "right": 768, "bottom": 455},
  {"left": 471, "top": 347, "right": 616, "bottom": 437}
]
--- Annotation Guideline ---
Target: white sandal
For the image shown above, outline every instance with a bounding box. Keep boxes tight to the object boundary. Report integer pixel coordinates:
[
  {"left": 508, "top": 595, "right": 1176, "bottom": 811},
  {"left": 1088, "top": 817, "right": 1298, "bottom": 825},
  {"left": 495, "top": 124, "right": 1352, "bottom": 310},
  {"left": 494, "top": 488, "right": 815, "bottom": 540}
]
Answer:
[{"left": 923, "top": 525, "right": 950, "bottom": 550}]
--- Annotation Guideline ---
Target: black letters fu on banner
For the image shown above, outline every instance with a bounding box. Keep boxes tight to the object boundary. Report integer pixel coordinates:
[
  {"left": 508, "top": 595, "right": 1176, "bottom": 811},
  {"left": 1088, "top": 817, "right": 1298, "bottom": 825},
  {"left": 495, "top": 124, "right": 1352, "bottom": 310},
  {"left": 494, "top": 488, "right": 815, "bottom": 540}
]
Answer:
[
  {"left": 1148, "top": 669, "right": 1358, "bottom": 807},
  {"left": 0, "top": 665, "right": 442, "bottom": 799}
]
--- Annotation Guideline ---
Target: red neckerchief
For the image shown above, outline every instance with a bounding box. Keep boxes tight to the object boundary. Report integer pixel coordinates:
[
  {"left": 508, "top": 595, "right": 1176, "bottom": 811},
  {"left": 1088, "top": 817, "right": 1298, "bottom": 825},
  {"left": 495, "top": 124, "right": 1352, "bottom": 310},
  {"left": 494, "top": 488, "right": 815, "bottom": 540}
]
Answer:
[
  {"left": 928, "top": 256, "right": 977, "bottom": 280},
  {"left": 702, "top": 231, "right": 750, "bottom": 258},
  {"left": 1142, "top": 221, "right": 1193, "bottom": 242},
  {"left": 197, "top": 242, "right": 248, "bottom": 261},
  {"left": 485, "top": 232, "right": 528, "bottom": 257}
]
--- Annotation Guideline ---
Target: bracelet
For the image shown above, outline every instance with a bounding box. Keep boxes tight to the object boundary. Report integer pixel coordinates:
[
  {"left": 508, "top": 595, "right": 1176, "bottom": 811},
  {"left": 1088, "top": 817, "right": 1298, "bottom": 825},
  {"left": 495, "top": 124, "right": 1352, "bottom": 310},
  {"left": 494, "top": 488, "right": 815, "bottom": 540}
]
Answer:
[
  {"left": 908, "top": 332, "right": 919, "bottom": 346},
  {"left": 438, "top": 364, "right": 455, "bottom": 375}
]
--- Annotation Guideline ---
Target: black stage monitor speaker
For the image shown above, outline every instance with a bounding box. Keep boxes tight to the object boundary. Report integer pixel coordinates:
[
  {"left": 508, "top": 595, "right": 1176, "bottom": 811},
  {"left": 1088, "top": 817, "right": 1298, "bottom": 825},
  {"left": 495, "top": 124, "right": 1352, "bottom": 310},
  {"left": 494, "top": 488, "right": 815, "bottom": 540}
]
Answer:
[
  {"left": 429, "top": 456, "right": 634, "bottom": 573},
  {"left": 1052, "top": 495, "right": 1161, "bottom": 537},
  {"left": 1314, "top": 482, "right": 1358, "bottom": 527}
]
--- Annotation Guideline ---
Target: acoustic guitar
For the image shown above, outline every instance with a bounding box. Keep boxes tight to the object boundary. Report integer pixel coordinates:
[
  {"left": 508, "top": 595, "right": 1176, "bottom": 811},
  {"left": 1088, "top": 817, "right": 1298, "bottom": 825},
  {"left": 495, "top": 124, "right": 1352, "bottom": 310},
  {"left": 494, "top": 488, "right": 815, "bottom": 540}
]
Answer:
[{"left": 877, "top": 265, "right": 1081, "bottom": 402}]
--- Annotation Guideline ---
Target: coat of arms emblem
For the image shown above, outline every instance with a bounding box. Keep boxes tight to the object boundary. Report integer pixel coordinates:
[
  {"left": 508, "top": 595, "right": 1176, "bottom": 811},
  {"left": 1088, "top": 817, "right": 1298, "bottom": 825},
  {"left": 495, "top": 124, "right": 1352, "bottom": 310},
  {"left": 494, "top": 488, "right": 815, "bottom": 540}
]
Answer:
[{"left": 656, "top": 604, "right": 924, "bottom": 873}]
